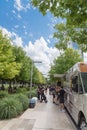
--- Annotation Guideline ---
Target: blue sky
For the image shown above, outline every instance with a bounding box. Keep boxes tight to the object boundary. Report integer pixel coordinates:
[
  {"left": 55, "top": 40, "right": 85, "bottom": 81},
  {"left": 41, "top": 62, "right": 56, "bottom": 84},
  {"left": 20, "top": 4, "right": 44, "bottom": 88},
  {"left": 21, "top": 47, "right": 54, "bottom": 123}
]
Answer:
[{"left": 0, "top": 0, "right": 58, "bottom": 47}]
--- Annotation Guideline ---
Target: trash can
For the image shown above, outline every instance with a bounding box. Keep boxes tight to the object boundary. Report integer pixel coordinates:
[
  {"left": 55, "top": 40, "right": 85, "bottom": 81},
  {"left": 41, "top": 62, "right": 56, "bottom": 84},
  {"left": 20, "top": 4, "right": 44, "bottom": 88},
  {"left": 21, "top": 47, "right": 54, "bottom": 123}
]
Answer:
[{"left": 29, "top": 98, "right": 36, "bottom": 108}]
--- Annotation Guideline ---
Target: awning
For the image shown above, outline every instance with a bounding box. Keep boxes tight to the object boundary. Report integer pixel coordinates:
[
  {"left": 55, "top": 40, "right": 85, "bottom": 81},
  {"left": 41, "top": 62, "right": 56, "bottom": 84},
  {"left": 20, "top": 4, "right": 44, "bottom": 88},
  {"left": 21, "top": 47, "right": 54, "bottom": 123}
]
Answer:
[{"left": 53, "top": 74, "right": 65, "bottom": 78}]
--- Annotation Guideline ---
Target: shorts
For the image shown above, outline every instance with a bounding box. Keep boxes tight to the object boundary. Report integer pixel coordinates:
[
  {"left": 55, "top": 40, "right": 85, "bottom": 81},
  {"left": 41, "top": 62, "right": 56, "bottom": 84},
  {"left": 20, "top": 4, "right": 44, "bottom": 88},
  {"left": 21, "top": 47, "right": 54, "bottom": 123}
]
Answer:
[{"left": 60, "top": 97, "right": 64, "bottom": 103}]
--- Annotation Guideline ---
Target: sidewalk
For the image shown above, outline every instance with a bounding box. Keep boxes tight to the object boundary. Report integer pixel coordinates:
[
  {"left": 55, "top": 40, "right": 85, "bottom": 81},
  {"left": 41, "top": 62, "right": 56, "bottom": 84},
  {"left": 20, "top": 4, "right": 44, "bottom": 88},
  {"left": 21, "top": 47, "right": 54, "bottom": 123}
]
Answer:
[{"left": 0, "top": 91, "right": 74, "bottom": 130}]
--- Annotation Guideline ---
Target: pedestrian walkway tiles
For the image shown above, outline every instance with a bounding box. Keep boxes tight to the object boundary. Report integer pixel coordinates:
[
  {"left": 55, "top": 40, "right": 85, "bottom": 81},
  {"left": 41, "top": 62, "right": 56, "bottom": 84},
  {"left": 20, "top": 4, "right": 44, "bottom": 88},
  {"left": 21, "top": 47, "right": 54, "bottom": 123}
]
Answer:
[{"left": 0, "top": 119, "right": 35, "bottom": 130}]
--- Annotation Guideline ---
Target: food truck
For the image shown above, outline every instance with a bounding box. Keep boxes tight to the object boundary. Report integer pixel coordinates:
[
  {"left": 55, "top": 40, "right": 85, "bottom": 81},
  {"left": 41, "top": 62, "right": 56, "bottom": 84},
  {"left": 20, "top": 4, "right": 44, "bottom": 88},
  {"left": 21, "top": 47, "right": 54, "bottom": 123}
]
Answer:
[{"left": 64, "top": 62, "right": 87, "bottom": 130}]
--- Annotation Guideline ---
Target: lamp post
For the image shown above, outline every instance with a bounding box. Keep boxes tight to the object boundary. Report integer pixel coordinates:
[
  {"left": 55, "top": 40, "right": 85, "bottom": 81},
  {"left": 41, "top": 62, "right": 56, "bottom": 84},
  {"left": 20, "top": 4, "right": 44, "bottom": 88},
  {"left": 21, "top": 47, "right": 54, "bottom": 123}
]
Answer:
[{"left": 30, "top": 60, "right": 42, "bottom": 98}]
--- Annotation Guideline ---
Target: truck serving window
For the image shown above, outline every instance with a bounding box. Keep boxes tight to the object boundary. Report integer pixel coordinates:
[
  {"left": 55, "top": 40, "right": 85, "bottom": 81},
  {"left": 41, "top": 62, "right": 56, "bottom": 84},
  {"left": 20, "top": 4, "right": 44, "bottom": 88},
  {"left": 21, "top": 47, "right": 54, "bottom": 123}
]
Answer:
[
  {"left": 72, "top": 76, "right": 78, "bottom": 93},
  {"left": 81, "top": 72, "right": 87, "bottom": 93}
]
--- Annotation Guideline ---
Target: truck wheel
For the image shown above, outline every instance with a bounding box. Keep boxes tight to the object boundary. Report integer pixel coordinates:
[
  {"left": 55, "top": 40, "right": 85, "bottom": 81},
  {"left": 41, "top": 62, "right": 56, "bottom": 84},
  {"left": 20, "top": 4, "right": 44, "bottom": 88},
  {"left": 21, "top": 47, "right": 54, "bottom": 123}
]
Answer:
[{"left": 79, "top": 117, "right": 87, "bottom": 130}]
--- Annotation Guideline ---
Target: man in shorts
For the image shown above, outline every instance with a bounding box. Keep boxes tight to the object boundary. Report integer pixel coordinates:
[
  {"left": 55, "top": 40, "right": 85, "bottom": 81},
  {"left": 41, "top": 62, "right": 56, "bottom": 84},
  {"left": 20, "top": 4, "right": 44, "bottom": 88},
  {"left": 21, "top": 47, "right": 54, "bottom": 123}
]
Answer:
[{"left": 59, "top": 86, "right": 65, "bottom": 112}]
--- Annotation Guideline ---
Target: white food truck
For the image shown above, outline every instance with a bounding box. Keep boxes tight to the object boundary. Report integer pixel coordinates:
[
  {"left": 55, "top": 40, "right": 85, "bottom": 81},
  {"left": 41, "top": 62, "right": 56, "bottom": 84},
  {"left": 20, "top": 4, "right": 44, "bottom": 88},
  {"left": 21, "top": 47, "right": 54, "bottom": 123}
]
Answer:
[{"left": 64, "top": 62, "right": 87, "bottom": 130}]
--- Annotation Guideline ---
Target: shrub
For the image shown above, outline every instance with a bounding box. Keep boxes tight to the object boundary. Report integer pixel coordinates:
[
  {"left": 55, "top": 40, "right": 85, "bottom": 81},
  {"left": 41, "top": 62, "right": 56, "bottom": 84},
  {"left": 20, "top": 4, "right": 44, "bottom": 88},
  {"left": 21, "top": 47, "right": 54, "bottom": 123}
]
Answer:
[
  {"left": 28, "top": 89, "right": 37, "bottom": 98},
  {"left": 0, "top": 91, "right": 9, "bottom": 98},
  {"left": 16, "top": 88, "right": 27, "bottom": 93},
  {"left": 0, "top": 97, "right": 23, "bottom": 119},
  {"left": 15, "top": 94, "right": 28, "bottom": 111}
]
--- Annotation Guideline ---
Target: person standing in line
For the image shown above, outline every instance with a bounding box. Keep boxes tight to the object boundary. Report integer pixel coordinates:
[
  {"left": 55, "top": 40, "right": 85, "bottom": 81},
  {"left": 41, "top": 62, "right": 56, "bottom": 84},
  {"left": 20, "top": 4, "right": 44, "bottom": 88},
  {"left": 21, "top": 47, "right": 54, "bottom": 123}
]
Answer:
[
  {"left": 59, "top": 86, "right": 65, "bottom": 112},
  {"left": 37, "top": 86, "right": 41, "bottom": 101},
  {"left": 40, "top": 86, "right": 48, "bottom": 103},
  {"left": 55, "top": 81, "right": 62, "bottom": 105},
  {"left": 55, "top": 85, "right": 60, "bottom": 105},
  {"left": 51, "top": 86, "right": 56, "bottom": 103},
  {"left": 44, "top": 86, "right": 47, "bottom": 94}
]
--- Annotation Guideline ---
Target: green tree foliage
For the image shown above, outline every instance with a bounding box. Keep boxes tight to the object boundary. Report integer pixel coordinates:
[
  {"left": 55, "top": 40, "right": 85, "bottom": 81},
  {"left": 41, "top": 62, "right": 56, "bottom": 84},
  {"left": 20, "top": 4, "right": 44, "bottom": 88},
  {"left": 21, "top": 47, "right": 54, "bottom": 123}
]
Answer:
[
  {"left": 33, "top": 66, "right": 46, "bottom": 84},
  {"left": 12, "top": 46, "right": 32, "bottom": 82},
  {"left": 12, "top": 46, "right": 26, "bottom": 63},
  {"left": 31, "top": 0, "right": 87, "bottom": 52},
  {"left": 31, "top": 0, "right": 87, "bottom": 26},
  {"left": 0, "top": 31, "right": 21, "bottom": 80},
  {"left": 49, "top": 48, "right": 82, "bottom": 76},
  {"left": 54, "top": 23, "right": 71, "bottom": 51},
  {"left": 19, "top": 57, "right": 31, "bottom": 82},
  {"left": 54, "top": 23, "right": 87, "bottom": 52},
  {"left": 36, "top": 70, "right": 46, "bottom": 84},
  {"left": 69, "top": 23, "right": 87, "bottom": 52}
]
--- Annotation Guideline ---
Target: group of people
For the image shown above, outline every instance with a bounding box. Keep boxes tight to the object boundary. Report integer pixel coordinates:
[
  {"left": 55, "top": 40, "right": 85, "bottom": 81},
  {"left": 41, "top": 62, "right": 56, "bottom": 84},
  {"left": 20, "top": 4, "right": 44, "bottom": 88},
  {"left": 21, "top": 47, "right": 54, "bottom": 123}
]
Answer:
[
  {"left": 37, "top": 81, "right": 65, "bottom": 112},
  {"left": 49, "top": 81, "right": 65, "bottom": 112},
  {"left": 37, "top": 86, "right": 48, "bottom": 103}
]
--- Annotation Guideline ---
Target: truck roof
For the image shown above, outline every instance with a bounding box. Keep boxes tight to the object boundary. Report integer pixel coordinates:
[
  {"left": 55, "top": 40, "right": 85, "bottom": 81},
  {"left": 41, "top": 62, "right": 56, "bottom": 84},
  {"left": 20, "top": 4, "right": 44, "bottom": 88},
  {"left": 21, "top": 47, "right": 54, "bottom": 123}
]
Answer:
[
  {"left": 67, "top": 62, "right": 87, "bottom": 73},
  {"left": 79, "top": 62, "right": 87, "bottom": 72}
]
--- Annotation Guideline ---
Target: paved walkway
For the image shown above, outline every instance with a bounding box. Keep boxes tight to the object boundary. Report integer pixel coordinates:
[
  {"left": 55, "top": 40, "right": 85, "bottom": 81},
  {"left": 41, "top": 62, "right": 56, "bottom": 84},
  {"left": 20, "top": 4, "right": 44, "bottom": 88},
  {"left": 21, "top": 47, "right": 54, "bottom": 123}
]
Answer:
[{"left": 0, "top": 91, "right": 74, "bottom": 130}]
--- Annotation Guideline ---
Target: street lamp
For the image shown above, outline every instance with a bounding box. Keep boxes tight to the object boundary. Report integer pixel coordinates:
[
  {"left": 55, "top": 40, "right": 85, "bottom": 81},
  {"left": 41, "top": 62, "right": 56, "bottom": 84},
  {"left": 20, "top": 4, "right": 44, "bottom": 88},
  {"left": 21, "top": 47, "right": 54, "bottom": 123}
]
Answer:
[{"left": 30, "top": 60, "right": 42, "bottom": 98}]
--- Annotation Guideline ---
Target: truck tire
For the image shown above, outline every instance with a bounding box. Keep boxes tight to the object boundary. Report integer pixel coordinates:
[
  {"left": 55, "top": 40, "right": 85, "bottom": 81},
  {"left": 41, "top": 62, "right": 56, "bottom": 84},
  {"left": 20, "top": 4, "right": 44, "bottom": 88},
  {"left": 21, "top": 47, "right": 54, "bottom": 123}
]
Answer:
[{"left": 79, "top": 117, "right": 87, "bottom": 130}]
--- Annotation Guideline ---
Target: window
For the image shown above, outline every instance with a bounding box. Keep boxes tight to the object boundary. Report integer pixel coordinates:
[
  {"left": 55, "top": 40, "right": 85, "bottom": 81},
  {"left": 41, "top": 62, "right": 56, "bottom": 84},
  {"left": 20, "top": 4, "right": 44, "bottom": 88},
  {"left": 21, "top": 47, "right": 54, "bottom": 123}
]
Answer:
[
  {"left": 72, "top": 76, "right": 78, "bottom": 93},
  {"left": 78, "top": 74, "right": 83, "bottom": 94},
  {"left": 80, "top": 72, "right": 87, "bottom": 93}
]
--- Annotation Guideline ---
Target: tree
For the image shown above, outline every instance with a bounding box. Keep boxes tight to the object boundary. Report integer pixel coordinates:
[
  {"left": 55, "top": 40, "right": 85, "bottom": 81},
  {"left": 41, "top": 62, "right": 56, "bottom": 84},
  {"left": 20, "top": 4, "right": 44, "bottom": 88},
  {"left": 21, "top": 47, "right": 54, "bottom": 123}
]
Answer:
[
  {"left": 31, "top": 0, "right": 87, "bottom": 26},
  {"left": 31, "top": 0, "right": 87, "bottom": 52},
  {"left": 31, "top": 65, "right": 46, "bottom": 84},
  {"left": 54, "top": 23, "right": 71, "bottom": 52},
  {"left": 49, "top": 48, "right": 82, "bottom": 78},
  {"left": 0, "top": 31, "right": 21, "bottom": 80},
  {"left": 54, "top": 23, "right": 87, "bottom": 52},
  {"left": 12, "top": 46, "right": 32, "bottom": 82},
  {"left": 0, "top": 30, "right": 45, "bottom": 88}
]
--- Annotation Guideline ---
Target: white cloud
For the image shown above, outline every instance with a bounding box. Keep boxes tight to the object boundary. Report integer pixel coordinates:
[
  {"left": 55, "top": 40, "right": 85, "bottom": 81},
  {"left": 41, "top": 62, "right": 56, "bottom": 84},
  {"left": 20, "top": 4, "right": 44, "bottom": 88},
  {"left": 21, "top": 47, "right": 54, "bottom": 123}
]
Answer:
[
  {"left": 24, "top": 37, "right": 60, "bottom": 75},
  {"left": 14, "top": 0, "right": 23, "bottom": 11},
  {"left": 0, "top": 26, "right": 12, "bottom": 38},
  {"left": 47, "top": 39, "right": 51, "bottom": 43},
  {"left": 14, "top": 0, "right": 30, "bottom": 11},
  {"left": 12, "top": 35, "right": 23, "bottom": 47},
  {"left": 0, "top": 26, "right": 23, "bottom": 47}
]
